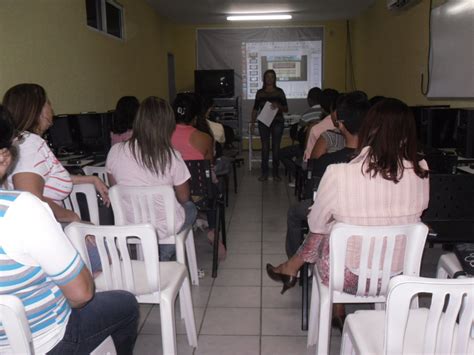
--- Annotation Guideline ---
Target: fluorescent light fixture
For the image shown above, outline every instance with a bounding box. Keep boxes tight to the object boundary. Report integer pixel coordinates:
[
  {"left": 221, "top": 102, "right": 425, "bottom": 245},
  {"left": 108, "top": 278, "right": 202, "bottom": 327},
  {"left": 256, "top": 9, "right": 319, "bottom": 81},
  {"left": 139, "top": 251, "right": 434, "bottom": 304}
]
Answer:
[{"left": 227, "top": 14, "right": 292, "bottom": 21}]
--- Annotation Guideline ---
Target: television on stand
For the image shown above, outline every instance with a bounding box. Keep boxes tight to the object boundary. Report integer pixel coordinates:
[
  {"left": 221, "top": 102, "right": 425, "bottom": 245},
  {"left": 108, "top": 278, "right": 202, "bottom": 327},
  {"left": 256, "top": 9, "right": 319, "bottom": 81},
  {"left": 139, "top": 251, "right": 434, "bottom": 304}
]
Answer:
[{"left": 194, "top": 69, "right": 235, "bottom": 99}]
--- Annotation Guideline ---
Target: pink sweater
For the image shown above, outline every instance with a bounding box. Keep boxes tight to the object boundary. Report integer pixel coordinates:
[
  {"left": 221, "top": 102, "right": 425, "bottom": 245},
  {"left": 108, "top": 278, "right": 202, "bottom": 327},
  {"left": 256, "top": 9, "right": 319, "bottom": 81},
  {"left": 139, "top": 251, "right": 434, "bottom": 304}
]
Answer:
[
  {"left": 308, "top": 147, "right": 429, "bottom": 271},
  {"left": 171, "top": 125, "right": 204, "bottom": 161}
]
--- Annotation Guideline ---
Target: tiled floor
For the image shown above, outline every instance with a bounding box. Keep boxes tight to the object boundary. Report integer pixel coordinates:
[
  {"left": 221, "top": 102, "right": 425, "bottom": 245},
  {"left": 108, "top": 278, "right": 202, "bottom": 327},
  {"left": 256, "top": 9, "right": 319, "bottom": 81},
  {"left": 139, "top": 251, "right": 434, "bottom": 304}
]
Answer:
[{"left": 134, "top": 162, "right": 445, "bottom": 355}]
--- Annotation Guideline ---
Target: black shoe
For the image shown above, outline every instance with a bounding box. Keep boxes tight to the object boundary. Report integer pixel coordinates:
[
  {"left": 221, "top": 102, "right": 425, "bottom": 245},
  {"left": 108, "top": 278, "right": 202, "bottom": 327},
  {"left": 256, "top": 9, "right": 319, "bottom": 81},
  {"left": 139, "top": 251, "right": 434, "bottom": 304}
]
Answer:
[
  {"left": 258, "top": 175, "right": 268, "bottom": 182},
  {"left": 273, "top": 175, "right": 281, "bottom": 182},
  {"left": 266, "top": 263, "right": 298, "bottom": 294}
]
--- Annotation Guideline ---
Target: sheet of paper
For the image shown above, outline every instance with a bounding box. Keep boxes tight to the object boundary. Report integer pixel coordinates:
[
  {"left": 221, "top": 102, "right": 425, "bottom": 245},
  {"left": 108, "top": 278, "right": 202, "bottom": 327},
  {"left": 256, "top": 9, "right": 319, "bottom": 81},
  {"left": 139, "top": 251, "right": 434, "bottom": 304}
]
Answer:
[{"left": 257, "top": 101, "right": 278, "bottom": 127}]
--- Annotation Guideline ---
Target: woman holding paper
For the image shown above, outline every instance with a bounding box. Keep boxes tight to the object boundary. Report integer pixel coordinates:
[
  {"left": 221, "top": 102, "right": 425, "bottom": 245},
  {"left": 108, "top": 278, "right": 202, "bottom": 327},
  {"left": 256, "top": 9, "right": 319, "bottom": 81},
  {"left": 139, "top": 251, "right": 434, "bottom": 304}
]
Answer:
[{"left": 251, "top": 69, "right": 288, "bottom": 181}]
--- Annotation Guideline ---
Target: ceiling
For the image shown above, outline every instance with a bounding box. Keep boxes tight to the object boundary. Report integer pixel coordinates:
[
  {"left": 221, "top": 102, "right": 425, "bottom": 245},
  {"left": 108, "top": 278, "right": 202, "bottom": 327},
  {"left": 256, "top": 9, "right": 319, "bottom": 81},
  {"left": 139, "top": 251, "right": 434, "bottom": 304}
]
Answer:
[{"left": 146, "top": 0, "right": 376, "bottom": 24}]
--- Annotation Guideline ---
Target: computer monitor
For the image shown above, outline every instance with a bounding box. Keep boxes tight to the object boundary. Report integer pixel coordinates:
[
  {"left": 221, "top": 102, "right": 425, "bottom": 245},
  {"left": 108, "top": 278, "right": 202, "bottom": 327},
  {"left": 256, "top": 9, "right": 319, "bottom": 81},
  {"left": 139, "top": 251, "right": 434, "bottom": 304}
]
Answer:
[
  {"left": 76, "top": 113, "right": 112, "bottom": 155},
  {"left": 46, "top": 115, "right": 79, "bottom": 154},
  {"left": 414, "top": 107, "right": 459, "bottom": 150}
]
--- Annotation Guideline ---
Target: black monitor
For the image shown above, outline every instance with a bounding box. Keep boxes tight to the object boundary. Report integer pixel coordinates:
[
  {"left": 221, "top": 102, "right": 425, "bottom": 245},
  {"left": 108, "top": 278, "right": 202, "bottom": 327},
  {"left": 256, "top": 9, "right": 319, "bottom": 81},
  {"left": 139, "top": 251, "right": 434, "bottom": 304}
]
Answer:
[
  {"left": 413, "top": 107, "right": 459, "bottom": 150},
  {"left": 46, "top": 115, "right": 80, "bottom": 154},
  {"left": 194, "top": 69, "right": 235, "bottom": 98},
  {"left": 76, "top": 113, "right": 112, "bottom": 155}
]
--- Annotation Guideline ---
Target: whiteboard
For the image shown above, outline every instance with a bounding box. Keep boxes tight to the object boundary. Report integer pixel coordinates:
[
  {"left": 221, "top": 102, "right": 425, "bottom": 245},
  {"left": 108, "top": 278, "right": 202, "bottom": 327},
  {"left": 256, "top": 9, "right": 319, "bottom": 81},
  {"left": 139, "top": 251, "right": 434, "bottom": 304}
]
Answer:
[{"left": 428, "top": 0, "right": 474, "bottom": 98}]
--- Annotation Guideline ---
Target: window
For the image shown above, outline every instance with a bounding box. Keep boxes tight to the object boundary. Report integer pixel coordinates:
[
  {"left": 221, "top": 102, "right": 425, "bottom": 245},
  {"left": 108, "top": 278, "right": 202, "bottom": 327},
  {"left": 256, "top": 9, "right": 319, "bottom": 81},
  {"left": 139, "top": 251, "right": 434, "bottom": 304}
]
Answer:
[{"left": 85, "top": 0, "right": 124, "bottom": 39}]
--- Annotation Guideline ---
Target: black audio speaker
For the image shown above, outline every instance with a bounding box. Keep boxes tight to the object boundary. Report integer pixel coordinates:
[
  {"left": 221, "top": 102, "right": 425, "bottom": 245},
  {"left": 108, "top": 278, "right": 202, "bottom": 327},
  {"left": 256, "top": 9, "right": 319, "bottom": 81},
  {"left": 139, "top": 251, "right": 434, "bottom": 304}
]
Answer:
[{"left": 456, "top": 109, "right": 474, "bottom": 158}]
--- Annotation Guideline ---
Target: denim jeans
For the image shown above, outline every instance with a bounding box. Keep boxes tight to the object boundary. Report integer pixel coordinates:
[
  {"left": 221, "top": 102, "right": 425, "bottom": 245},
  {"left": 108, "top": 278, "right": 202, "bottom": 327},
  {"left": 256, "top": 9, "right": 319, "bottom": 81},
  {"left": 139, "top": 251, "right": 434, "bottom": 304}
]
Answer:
[
  {"left": 258, "top": 119, "right": 285, "bottom": 177},
  {"left": 47, "top": 290, "right": 139, "bottom": 355},
  {"left": 160, "top": 200, "right": 198, "bottom": 261},
  {"left": 280, "top": 144, "right": 304, "bottom": 176},
  {"left": 285, "top": 199, "right": 313, "bottom": 258}
]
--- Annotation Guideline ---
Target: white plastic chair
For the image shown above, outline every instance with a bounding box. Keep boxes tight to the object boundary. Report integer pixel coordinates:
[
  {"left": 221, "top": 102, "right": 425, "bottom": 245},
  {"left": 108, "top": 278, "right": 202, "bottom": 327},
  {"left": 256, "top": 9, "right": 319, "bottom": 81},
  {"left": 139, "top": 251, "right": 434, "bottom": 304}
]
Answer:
[
  {"left": 65, "top": 222, "right": 198, "bottom": 355},
  {"left": 109, "top": 185, "right": 199, "bottom": 286},
  {"left": 83, "top": 165, "right": 110, "bottom": 186},
  {"left": 307, "top": 222, "right": 428, "bottom": 354},
  {"left": 340, "top": 275, "right": 474, "bottom": 355},
  {"left": 63, "top": 183, "right": 100, "bottom": 225},
  {"left": 0, "top": 294, "right": 116, "bottom": 354}
]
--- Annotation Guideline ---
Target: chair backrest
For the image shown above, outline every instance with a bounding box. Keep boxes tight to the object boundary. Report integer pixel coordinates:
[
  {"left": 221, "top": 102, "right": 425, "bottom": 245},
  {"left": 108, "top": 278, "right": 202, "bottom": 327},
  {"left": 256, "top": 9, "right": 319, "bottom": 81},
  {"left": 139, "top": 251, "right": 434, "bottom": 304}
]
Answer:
[
  {"left": 65, "top": 222, "right": 160, "bottom": 295},
  {"left": 423, "top": 173, "right": 474, "bottom": 221},
  {"left": 83, "top": 166, "right": 109, "bottom": 186},
  {"left": 384, "top": 275, "right": 474, "bottom": 354},
  {"left": 109, "top": 185, "right": 176, "bottom": 239},
  {"left": 0, "top": 295, "right": 33, "bottom": 354},
  {"left": 63, "top": 183, "right": 100, "bottom": 225},
  {"left": 329, "top": 222, "right": 428, "bottom": 297},
  {"left": 184, "top": 160, "right": 214, "bottom": 198}
]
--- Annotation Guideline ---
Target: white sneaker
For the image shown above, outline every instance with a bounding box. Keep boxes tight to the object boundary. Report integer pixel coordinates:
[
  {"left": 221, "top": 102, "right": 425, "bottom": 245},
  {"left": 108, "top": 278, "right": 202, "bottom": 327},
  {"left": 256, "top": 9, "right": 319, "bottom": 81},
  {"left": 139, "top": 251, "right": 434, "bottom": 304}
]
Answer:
[{"left": 288, "top": 182, "right": 296, "bottom": 188}]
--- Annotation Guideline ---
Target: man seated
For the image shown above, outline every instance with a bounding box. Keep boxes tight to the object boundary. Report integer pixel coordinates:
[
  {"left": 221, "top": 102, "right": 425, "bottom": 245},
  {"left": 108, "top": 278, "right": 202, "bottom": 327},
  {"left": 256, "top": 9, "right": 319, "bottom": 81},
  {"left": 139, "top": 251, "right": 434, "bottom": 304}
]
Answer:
[
  {"left": 280, "top": 87, "right": 323, "bottom": 183},
  {"left": 0, "top": 105, "right": 139, "bottom": 354},
  {"left": 285, "top": 92, "right": 369, "bottom": 257}
]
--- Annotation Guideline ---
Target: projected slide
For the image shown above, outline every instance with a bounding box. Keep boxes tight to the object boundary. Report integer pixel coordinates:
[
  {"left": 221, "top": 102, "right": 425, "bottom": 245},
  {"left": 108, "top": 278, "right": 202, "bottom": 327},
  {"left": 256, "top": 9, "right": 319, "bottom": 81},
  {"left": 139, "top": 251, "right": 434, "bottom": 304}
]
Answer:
[{"left": 242, "top": 41, "right": 322, "bottom": 99}]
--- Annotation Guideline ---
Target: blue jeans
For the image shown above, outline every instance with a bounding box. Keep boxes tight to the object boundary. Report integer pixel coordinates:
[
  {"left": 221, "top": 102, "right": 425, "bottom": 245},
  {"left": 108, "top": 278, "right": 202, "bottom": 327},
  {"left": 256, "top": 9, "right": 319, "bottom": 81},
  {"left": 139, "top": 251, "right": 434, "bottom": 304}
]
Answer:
[
  {"left": 160, "top": 200, "right": 197, "bottom": 261},
  {"left": 258, "top": 119, "right": 285, "bottom": 177},
  {"left": 47, "top": 291, "right": 139, "bottom": 355}
]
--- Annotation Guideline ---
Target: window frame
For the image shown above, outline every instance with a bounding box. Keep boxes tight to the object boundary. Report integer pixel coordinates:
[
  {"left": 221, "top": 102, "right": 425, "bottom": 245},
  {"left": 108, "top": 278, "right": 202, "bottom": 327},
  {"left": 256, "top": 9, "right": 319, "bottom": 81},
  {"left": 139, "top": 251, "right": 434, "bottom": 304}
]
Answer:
[{"left": 86, "top": 0, "right": 125, "bottom": 41}]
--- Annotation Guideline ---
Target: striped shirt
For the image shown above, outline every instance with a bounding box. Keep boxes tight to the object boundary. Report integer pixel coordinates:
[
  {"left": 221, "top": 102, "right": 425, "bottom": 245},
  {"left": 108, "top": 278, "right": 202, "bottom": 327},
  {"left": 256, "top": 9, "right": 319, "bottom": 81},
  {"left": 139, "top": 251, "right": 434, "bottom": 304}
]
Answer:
[
  {"left": 8, "top": 132, "right": 73, "bottom": 203},
  {"left": 0, "top": 190, "right": 83, "bottom": 353}
]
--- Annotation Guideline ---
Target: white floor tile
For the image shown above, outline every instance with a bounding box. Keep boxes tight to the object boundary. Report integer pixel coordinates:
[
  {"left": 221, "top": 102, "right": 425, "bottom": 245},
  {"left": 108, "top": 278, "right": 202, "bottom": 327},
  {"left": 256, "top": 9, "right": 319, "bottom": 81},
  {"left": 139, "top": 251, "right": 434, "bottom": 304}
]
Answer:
[
  {"left": 262, "top": 308, "right": 307, "bottom": 336},
  {"left": 134, "top": 334, "right": 194, "bottom": 355},
  {"left": 219, "top": 253, "right": 261, "bottom": 269},
  {"left": 195, "top": 335, "right": 260, "bottom": 355},
  {"left": 208, "top": 286, "right": 261, "bottom": 308},
  {"left": 213, "top": 268, "right": 261, "bottom": 286},
  {"left": 200, "top": 307, "right": 261, "bottom": 335}
]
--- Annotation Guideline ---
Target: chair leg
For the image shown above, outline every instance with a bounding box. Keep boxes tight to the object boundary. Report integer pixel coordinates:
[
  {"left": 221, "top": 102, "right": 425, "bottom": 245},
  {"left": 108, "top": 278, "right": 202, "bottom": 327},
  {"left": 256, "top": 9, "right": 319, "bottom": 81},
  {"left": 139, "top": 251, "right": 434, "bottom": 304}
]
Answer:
[
  {"left": 301, "top": 263, "right": 309, "bottom": 331},
  {"left": 212, "top": 206, "right": 221, "bottom": 278},
  {"left": 233, "top": 160, "right": 238, "bottom": 193},
  {"left": 159, "top": 296, "right": 177, "bottom": 355},
  {"left": 316, "top": 293, "right": 332, "bottom": 355},
  {"left": 225, "top": 175, "right": 229, "bottom": 207},
  {"left": 220, "top": 203, "right": 227, "bottom": 248},
  {"left": 307, "top": 273, "right": 320, "bottom": 346},
  {"left": 185, "top": 229, "right": 199, "bottom": 286},
  {"left": 180, "top": 277, "right": 198, "bottom": 347},
  {"left": 340, "top": 324, "right": 355, "bottom": 355}
]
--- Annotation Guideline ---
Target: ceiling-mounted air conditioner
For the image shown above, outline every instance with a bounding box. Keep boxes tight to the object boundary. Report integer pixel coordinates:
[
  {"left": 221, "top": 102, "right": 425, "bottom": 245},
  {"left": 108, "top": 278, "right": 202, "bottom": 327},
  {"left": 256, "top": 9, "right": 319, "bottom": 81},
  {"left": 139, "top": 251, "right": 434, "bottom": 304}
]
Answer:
[{"left": 387, "top": 0, "right": 417, "bottom": 10}]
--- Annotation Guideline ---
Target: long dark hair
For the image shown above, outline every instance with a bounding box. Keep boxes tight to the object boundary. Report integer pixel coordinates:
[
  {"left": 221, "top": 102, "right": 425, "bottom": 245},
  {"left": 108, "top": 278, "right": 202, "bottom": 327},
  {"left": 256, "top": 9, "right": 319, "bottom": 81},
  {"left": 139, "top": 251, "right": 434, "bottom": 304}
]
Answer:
[
  {"left": 3, "top": 83, "right": 47, "bottom": 133},
  {"left": 112, "top": 96, "right": 139, "bottom": 134},
  {"left": 357, "top": 98, "right": 428, "bottom": 183},
  {"left": 129, "top": 97, "right": 176, "bottom": 176},
  {"left": 0, "top": 105, "right": 15, "bottom": 150},
  {"left": 262, "top": 69, "right": 277, "bottom": 89}
]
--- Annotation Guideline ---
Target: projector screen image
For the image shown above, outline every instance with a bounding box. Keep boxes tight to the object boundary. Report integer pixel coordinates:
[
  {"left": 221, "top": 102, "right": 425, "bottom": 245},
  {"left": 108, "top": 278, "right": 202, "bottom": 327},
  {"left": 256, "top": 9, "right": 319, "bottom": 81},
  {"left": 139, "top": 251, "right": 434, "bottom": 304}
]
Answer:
[{"left": 242, "top": 41, "right": 322, "bottom": 99}]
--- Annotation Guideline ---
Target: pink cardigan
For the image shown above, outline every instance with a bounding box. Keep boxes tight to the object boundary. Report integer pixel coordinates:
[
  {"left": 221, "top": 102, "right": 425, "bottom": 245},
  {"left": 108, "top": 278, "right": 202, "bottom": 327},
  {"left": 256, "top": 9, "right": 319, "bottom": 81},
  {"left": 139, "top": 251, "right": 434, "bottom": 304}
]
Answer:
[{"left": 308, "top": 147, "right": 430, "bottom": 271}]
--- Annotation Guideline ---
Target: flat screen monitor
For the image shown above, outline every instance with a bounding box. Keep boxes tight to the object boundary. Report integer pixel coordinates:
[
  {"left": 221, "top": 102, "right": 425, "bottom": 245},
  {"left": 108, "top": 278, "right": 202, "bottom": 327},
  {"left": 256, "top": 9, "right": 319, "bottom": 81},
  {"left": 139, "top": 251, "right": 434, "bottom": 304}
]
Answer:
[
  {"left": 46, "top": 115, "right": 79, "bottom": 154},
  {"left": 76, "top": 113, "right": 111, "bottom": 155},
  {"left": 425, "top": 108, "right": 460, "bottom": 149},
  {"left": 195, "top": 69, "right": 234, "bottom": 98}
]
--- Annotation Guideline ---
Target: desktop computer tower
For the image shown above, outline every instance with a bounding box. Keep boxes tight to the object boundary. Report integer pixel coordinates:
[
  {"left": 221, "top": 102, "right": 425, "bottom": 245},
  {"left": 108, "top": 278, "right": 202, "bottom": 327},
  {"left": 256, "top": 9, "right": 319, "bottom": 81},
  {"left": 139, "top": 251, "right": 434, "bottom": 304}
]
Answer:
[{"left": 456, "top": 109, "right": 474, "bottom": 158}]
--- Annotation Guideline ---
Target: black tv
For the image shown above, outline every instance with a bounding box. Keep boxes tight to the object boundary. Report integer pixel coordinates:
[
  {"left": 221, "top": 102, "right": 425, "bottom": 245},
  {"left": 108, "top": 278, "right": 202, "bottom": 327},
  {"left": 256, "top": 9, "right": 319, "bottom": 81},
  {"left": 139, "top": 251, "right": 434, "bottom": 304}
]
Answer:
[
  {"left": 76, "top": 113, "right": 112, "bottom": 155},
  {"left": 46, "top": 115, "right": 80, "bottom": 155},
  {"left": 195, "top": 69, "right": 235, "bottom": 98}
]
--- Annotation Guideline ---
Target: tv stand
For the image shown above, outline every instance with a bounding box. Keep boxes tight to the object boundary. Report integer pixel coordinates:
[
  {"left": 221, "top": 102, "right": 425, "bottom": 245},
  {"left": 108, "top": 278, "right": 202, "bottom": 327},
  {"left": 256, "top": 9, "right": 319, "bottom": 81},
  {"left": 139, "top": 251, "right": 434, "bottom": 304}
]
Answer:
[{"left": 211, "top": 97, "right": 242, "bottom": 152}]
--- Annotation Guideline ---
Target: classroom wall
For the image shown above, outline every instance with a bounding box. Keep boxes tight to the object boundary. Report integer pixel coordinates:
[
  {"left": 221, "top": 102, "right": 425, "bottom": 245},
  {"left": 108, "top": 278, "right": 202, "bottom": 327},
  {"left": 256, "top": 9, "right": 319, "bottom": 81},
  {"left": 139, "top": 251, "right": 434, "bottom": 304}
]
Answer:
[
  {"left": 168, "top": 20, "right": 349, "bottom": 95},
  {"left": 350, "top": 0, "right": 474, "bottom": 107},
  {"left": 0, "top": 0, "right": 172, "bottom": 114}
]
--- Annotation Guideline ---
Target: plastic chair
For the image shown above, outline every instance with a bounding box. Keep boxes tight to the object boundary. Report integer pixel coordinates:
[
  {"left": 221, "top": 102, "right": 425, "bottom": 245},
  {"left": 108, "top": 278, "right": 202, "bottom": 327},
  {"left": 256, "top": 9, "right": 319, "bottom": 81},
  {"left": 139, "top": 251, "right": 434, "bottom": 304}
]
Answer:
[
  {"left": 184, "top": 159, "right": 226, "bottom": 278},
  {"left": 437, "top": 252, "right": 464, "bottom": 278},
  {"left": 307, "top": 222, "right": 429, "bottom": 354},
  {"left": 65, "top": 223, "right": 197, "bottom": 355},
  {"left": 63, "top": 183, "right": 100, "bottom": 225},
  {"left": 340, "top": 275, "right": 474, "bottom": 355},
  {"left": 0, "top": 294, "right": 116, "bottom": 354},
  {"left": 109, "top": 185, "right": 199, "bottom": 286},
  {"left": 83, "top": 165, "right": 110, "bottom": 186}
]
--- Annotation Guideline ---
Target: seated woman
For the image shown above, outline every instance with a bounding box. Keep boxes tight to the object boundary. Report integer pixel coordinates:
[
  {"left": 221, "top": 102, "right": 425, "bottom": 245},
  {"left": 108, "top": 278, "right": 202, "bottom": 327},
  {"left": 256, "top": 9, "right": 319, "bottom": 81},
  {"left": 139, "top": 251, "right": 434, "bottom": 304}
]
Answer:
[
  {"left": 106, "top": 96, "right": 197, "bottom": 261},
  {"left": 0, "top": 105, "right": 139, "bottom": 354},
  {"left": 3, "top": 83, "right": 109, "bottom": 223},
  {"left": 267, "top": 98, "right": 429, "bottom": 323},
  {"left": 171, "top": 92, "right": 226, "bottom": 259},
  {"left": 111, "top": 96, "right": 139, "bottom": 146}
]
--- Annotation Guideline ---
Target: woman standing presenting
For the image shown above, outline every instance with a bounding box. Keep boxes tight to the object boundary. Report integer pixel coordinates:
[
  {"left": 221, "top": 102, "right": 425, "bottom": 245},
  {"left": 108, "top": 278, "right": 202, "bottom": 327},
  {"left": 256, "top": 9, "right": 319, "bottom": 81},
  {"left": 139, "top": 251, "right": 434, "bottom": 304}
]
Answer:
[{"left": 250, "top": 70, "right": 288, "bottom": 181}]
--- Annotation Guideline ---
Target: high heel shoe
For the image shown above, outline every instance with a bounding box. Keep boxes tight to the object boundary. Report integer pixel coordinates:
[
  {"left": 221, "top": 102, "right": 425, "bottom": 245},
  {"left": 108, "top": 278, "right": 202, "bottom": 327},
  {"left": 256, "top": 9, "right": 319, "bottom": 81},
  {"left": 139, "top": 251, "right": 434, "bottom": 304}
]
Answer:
[{"left": 266, "top": 263, "right": 298, "bottom": 294}]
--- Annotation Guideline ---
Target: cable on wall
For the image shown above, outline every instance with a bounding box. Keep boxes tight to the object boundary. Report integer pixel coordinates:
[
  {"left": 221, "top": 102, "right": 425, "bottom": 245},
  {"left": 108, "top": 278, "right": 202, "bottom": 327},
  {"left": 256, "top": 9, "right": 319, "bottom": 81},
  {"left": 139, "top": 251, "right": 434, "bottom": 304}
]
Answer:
[
  {"left": 421, "top": 0, "right": 433, "bottom": 96},
  {"left": 345, "top": 20, "right": 357, "bottom": 91}
]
